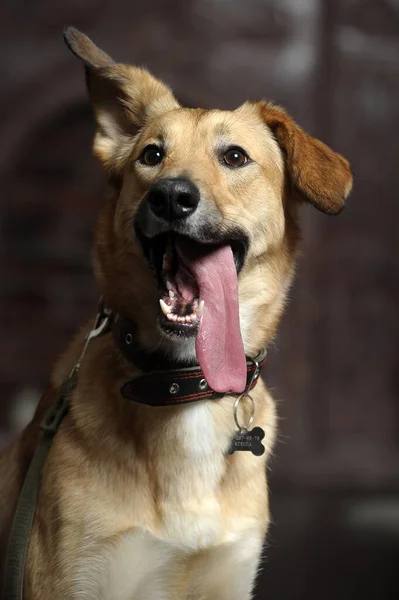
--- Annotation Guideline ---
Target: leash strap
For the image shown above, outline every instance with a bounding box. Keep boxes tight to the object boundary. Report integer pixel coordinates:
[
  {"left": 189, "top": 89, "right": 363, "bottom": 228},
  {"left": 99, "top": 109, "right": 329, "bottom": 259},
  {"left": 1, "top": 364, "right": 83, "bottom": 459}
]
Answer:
[
  {"left": 3, "top": 301, "right": 111, "bottom": 600},
  {"left": 3, "top": 373, "right": 77, "bottom": 600}
]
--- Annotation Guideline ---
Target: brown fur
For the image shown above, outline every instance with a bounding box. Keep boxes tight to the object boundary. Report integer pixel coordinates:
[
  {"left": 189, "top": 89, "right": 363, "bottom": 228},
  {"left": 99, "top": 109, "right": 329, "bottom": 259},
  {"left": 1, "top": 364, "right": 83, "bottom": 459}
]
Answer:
[{"left": 0, "top": 28, "right": 352, "bottom": 599}]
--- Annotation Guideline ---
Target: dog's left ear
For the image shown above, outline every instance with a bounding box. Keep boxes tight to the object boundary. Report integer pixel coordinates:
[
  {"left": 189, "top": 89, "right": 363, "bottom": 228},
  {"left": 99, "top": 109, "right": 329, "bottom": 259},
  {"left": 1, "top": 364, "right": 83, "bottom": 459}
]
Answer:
[
  {"left": 259, "top": 102, "right": 352, "bottom": 215},
  {"left": 63, "top": 27, "right": 179, "bottom": 177}
]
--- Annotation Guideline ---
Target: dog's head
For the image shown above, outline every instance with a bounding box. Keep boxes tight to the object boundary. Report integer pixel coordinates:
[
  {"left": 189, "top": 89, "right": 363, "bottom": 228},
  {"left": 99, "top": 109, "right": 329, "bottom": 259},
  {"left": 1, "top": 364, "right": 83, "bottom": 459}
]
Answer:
[{"left": 64, "top": 28, "right": 352, "bottom": 392}]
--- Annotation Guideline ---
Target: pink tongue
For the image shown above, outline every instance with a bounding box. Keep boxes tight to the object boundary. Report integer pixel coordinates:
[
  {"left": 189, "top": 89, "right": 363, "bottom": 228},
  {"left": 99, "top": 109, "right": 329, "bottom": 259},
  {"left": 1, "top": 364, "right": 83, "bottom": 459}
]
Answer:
[{"left": 178, "top": 241, "right": 246, "bottom": 393}]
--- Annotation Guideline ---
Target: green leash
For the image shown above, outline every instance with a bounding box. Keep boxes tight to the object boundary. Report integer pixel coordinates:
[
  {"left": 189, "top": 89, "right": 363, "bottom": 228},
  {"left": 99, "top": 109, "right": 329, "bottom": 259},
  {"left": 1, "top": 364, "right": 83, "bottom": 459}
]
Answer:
[
  {"left": 3, "top": 374, "right": 77, "bottom": 600},
  {"left": 3, "top": 303, "right": 111, "bottom": 600}
]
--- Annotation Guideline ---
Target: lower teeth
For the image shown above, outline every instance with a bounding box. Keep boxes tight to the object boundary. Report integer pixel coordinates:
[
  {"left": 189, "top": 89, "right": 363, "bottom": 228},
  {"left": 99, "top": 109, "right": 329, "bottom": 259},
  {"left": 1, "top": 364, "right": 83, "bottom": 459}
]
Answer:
[
  {"left": 159, "top": 295, "right": 203, "bottom": 325},
  {"left": 166, "top": 312, "right": 197, "bottom": 324}
]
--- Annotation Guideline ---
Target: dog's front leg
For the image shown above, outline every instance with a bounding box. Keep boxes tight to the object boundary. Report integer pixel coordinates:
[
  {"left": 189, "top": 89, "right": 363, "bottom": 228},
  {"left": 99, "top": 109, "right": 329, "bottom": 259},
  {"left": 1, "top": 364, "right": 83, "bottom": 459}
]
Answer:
[{"left": 190, "top": 534, "right": 265, "bottom": 600}]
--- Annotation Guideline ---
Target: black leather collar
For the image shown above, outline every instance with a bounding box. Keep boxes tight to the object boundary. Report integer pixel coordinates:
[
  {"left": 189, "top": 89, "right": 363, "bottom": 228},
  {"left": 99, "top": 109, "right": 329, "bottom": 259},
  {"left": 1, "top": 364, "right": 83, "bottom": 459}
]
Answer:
[{"left": 112, "top": 313, "right": 267, "bottom": 407}]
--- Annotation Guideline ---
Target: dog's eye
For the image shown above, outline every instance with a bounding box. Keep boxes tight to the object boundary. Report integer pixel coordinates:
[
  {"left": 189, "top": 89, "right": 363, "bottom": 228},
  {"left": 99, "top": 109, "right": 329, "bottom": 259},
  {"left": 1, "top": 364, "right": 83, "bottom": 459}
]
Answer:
[
  {"left": 140, "top": 145, "right": 164, "bottom": 166},
  {"left": 223, "top": 147, "right": 249, "bottom": 168}
]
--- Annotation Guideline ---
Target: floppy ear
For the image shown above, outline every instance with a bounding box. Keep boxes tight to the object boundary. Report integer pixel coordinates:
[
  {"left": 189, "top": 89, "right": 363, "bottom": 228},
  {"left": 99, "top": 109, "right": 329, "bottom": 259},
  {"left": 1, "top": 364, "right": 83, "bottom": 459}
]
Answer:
[
  {"left": 259, "top": 102, "right": 352, "bottom": 215},
  {"left": 63, "top": 27, "right": 179, "bottom": 177}
]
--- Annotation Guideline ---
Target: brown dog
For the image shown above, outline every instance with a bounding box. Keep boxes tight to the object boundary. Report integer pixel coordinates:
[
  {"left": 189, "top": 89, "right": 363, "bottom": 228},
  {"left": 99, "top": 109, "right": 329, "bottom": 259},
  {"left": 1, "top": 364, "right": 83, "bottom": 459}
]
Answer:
[{"left": 0, "top": 28, "right": 352, "bottom": 600}]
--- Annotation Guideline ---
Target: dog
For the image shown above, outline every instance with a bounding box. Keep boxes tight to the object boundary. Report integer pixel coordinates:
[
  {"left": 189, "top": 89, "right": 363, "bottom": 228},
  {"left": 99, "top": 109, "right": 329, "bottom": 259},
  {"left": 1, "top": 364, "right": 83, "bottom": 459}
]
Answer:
[{"left": 0, "top": 27, "right": 352, "bottom": 600}]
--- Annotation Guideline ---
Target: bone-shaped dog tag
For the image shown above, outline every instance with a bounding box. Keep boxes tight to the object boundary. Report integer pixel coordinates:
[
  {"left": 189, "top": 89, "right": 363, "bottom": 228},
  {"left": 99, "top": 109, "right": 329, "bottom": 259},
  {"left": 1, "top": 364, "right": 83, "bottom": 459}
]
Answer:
[{"left": 227, "top": 426, "right": 265, "bottom": 456}]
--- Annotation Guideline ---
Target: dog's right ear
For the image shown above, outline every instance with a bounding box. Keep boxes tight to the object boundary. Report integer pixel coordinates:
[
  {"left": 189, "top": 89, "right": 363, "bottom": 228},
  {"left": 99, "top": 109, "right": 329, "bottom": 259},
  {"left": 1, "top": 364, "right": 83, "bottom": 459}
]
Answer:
[{"left": 63, "top": 27, "right": 179, "bottom": 178}]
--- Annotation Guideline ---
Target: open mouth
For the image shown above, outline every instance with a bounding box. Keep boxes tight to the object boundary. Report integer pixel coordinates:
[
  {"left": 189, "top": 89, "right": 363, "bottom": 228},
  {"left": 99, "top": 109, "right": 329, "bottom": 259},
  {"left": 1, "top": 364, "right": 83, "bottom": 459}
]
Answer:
[
  {"left": 136, "top": 227, "right": 249, "bottom": 393},
  {"left": 154, "top": 234, "right": 202, "bottom": 335},
  {"left": 137, "top": 231, "right": 248, "bottom": 335}
]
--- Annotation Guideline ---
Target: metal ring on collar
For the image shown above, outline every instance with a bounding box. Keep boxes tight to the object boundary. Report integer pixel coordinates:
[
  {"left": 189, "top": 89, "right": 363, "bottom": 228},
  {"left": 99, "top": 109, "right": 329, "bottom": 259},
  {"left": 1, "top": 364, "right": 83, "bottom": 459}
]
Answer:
[
  {"left": 233, "top": 393, "right": 255, "bottom": 432},
  {"left": 251, "top": 346, "right": 267, "bottom": 364}
]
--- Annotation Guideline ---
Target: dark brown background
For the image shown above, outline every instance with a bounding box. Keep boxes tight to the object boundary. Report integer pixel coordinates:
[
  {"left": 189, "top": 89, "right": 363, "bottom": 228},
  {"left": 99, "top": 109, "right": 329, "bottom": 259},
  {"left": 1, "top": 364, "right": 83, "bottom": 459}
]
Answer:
[{"left": 1, "top": 1, "right": 398, "bottom": 598}]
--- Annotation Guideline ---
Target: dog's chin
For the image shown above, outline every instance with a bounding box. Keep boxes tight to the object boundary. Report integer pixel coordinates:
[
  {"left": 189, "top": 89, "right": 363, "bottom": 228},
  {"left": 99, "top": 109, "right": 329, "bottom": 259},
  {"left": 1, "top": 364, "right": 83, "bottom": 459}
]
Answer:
[{"left": 157, "top": 332, "right": 197, "bottom": 365}]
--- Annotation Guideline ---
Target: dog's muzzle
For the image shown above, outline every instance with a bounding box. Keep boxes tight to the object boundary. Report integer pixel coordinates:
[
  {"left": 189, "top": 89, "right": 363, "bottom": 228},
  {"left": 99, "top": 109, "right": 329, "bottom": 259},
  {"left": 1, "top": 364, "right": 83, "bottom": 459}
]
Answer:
[{"left": 133, "top": 176, "right": 251, "bottom": 392}]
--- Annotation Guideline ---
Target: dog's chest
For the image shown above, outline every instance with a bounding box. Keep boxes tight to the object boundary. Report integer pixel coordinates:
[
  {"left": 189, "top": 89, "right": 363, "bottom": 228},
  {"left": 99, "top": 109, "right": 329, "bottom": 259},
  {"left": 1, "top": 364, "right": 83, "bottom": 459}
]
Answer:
[
  {"left": 155, "top": 402, "right": 226, "bottom": 547},
  {"left": 71, "top": 404, "right": 230, "bottom": 599}
]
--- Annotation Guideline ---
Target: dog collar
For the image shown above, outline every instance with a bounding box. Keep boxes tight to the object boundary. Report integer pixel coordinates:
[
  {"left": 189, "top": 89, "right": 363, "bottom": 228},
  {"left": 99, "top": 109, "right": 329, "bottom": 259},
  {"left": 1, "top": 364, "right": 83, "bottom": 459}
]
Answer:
[{"left": 112, "top": 313, "right": 267, "bottom": 406}]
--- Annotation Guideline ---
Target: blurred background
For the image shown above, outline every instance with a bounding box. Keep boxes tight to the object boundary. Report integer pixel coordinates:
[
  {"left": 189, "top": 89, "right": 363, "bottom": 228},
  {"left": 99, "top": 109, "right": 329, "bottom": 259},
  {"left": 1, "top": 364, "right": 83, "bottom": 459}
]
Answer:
[{"left": 0, "top": 0, "right": 398, "bottom": 597}]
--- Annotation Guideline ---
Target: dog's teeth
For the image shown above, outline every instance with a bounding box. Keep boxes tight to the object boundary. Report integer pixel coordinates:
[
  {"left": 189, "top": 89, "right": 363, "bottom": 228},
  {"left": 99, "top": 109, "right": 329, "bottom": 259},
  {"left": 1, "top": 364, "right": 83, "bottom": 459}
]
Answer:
[
  {"left": 196, "top": 300, "right": 204, "bottom": 318},
  {"left": 169, "top": 290, "right": 174, "bottom": 299},
  {"left": 166, "top": 280, "right": 172, "bottom": 291},
  {"left": 159, "top": 299, "right": 171, "bottom": 316},
  {"left": 191, "top": 313, "right": 197, "bottom": 321},
  {"left": 171, "top": 314, "right": 178, "bottom": 322},
  {"left": 185, "top": 316, "right": 191, "bottom": 323},
  {"left": 166, "top": 312, "right": 173, "bottom": 321}
]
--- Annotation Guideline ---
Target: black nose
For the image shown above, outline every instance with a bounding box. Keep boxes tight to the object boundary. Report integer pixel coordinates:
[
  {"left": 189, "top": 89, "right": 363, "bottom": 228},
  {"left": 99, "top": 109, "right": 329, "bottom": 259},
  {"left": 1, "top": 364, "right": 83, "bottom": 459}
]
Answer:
[{"left": 147, "top": 178, "right": 200, "bottom": 221}]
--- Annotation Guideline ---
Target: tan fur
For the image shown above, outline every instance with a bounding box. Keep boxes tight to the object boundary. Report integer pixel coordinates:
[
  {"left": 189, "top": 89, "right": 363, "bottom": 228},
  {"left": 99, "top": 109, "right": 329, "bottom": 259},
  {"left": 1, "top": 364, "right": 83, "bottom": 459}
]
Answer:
[{"left": 0, "top": 29, "right": 352, "bottom": 599}]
